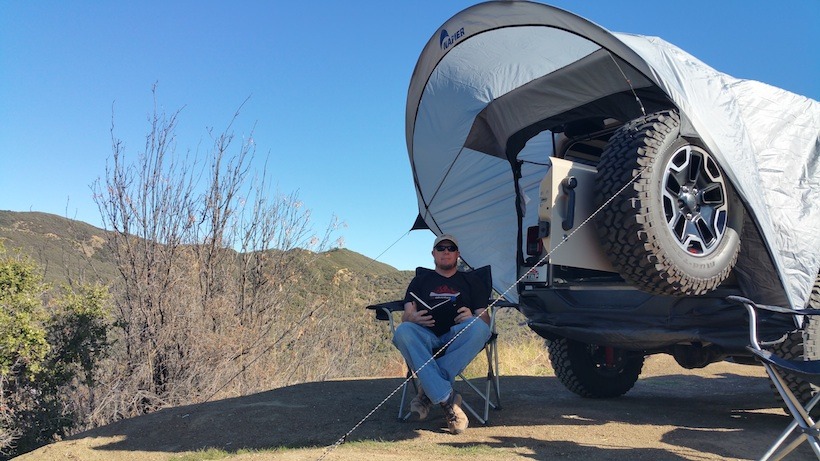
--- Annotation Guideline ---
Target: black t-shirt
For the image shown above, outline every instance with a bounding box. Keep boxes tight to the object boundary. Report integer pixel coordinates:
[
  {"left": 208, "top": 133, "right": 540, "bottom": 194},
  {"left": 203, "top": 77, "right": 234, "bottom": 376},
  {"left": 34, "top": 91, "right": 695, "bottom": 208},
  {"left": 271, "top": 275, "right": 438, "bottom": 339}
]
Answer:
[{"left": 403, "top": 270, "right": 485, "bottom": 336}]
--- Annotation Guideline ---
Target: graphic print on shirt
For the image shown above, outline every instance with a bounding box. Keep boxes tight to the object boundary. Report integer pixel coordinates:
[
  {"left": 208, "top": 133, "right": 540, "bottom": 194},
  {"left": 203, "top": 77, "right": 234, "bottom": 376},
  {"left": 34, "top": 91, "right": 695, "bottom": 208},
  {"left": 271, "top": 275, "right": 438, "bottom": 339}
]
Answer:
[{"left": 430, "top": 284, "right": 460, "bottom": 304}]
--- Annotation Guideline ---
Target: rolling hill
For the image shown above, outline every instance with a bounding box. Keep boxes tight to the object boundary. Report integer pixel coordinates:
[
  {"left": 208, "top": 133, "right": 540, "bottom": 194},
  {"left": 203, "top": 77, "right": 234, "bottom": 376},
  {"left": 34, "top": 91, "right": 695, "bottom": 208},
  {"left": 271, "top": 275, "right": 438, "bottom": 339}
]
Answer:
[{"left": 0, "top": 209, "right": 411, "bottom": 290}]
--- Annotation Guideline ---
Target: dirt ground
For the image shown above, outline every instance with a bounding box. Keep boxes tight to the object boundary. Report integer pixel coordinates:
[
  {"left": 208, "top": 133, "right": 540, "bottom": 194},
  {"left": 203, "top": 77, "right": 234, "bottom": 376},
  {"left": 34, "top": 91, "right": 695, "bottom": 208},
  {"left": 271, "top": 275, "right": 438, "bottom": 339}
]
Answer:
[{"left": 16, "top": 355, "right": 814, "bottom": 461}]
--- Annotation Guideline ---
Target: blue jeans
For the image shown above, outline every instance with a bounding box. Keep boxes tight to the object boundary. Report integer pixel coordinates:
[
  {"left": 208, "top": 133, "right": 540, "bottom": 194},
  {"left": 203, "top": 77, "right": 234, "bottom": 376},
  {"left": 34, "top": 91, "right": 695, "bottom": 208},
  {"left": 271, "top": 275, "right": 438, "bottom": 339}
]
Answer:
[{"left": 392, "top": 318, "right": 492, "bottom": 404}]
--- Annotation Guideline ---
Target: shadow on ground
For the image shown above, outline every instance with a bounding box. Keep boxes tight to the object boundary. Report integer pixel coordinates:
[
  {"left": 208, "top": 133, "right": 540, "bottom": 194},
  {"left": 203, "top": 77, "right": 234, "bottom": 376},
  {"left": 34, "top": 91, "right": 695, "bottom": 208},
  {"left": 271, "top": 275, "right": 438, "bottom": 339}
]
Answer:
[{"left": 57, "top": 357, "right": 813, "bottom": 460}]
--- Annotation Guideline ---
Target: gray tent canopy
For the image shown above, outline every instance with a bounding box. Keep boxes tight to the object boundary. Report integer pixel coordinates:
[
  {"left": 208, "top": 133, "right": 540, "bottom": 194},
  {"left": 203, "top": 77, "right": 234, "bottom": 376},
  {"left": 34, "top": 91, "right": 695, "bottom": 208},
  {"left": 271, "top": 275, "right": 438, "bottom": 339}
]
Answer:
[{"left": 406, "top": 1, "right": 820, "bottom": 307}]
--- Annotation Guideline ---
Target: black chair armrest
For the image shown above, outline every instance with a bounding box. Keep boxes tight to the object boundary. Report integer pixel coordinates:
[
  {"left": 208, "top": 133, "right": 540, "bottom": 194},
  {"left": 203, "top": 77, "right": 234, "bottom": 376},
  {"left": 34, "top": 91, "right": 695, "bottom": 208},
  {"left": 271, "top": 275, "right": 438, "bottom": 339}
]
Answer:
[
  {"left": 727, "top": 295, "right": 820, "bottom": 316},
  {"left": 490, "top": 299, "right": 518, "bottom": 309},
  {"left": 366, "top": 300, "right": 405, "bottom": 321}
]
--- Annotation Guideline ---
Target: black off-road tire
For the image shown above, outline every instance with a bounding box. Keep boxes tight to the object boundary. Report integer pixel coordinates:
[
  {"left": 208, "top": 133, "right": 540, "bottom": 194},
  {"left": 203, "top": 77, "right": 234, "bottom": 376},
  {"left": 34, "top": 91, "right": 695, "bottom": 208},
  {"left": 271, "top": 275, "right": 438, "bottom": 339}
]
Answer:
[
  {"left": 595, "top": 110, "right": 743, "bottom": 296},
  {"left": 804, "top": 272, "right": 820, "bottom": 363},
  {"left": 547, "top": 338, "right": 645, "bottom": 398},
  {"left": 770, "top": 331, "right": 815, "bottom": 413},
  {"left": 772, "top": 272, "right": 820, "bottom": 413}
]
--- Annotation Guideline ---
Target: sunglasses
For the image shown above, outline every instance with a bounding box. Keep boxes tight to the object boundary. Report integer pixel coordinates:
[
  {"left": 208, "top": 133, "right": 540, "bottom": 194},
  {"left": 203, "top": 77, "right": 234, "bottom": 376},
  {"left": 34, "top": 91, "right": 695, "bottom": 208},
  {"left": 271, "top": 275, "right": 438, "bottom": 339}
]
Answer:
[{"left": 435, "top": 245, "right": 458, "bottom": 252}]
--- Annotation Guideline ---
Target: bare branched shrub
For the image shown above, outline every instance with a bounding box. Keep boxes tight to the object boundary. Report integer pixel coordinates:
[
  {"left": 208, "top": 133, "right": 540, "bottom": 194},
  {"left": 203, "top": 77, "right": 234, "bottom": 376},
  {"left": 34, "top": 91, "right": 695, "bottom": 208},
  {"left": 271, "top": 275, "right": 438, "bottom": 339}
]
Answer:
[{"left": 90, "top": 89, "right": 339, "bottom": 423}]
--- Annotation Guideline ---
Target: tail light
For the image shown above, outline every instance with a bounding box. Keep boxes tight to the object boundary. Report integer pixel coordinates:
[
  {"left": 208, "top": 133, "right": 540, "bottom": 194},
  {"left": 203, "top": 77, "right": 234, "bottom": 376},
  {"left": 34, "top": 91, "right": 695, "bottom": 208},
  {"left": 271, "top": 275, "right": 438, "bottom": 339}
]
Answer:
[{"left": 526, "top": 225, "right": 543, "bottom": 256}]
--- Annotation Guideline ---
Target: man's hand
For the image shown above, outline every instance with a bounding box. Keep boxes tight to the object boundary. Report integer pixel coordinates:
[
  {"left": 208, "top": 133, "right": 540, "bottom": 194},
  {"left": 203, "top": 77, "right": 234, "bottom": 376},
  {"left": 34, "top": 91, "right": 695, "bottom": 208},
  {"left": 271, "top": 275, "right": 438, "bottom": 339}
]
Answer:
[
  {"left": 403, "top": 301, "right": 435, "bottom": 327},
  {"left": 470, "top": 307, "right": 491, "bottom": 325},
  {"left": 454, "top": 306, "right": 473, "bottom": 324},
  {"left": 406, "top": 309, "right": 435, "bottom": 327}
]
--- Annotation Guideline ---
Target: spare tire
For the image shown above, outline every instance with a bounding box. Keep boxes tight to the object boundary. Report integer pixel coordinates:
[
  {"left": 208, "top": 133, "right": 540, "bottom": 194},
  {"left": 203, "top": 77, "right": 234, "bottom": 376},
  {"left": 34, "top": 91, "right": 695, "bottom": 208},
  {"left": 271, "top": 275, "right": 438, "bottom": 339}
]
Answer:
[{"left": 594, "top": 110, "right": 743, "bottom": 296}]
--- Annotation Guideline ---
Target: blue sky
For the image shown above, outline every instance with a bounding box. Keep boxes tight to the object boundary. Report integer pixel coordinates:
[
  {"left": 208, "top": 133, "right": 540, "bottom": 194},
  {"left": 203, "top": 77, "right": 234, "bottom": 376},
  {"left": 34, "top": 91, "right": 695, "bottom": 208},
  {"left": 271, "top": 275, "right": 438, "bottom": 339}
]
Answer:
[{"left": 1, "top": 1, "right": 818, "bottom": 271}]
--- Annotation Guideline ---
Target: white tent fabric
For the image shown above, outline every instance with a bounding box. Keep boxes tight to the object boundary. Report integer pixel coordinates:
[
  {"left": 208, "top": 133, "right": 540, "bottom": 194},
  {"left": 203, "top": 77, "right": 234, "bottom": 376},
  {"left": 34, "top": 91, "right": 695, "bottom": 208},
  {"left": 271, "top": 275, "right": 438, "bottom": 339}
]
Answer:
[{"left": 407, "top": 1, "right": 820, "bottom": 308}]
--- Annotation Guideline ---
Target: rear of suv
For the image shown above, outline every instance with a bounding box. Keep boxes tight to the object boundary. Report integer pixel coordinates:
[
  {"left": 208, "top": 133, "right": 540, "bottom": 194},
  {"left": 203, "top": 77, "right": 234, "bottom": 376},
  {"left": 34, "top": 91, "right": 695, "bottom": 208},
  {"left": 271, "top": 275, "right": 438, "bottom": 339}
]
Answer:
[{"left": 517, "top": 110, "right": 817, "bottom": 398}]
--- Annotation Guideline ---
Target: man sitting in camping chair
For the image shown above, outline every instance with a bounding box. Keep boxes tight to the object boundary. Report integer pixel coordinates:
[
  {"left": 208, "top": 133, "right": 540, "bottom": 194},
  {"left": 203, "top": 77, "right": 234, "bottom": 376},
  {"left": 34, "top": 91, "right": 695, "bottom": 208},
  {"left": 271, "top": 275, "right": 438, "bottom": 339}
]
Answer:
[{"left": 392, "top": 234, "right": 492, "bottom": 434}]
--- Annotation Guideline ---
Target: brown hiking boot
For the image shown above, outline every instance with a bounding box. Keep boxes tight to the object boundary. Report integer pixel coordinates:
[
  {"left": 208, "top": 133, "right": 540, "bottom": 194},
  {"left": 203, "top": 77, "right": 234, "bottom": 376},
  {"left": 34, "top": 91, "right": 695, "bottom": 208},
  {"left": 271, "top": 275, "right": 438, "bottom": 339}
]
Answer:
[
  {"left": 409, "top": 392, "right": 432, "bottom": 421},
  {"left": 440, "top": 391, "right": 468, "bottom": 434}
]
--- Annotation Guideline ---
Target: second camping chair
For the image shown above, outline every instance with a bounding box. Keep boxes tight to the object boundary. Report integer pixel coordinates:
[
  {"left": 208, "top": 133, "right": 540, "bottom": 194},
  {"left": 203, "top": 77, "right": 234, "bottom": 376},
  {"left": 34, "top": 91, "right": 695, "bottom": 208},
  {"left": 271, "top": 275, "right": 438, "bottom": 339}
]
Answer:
[{"left": 728, "top": 295, "right": 820, "bottom": 460}]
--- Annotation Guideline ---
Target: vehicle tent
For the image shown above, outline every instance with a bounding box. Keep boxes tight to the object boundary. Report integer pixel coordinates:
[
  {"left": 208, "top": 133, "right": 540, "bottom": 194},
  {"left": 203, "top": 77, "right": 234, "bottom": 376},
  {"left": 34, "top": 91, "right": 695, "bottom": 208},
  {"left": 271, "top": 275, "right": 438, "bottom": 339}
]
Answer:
[{"left": 406, "top": 1, "right": 820, "bottom": 308}]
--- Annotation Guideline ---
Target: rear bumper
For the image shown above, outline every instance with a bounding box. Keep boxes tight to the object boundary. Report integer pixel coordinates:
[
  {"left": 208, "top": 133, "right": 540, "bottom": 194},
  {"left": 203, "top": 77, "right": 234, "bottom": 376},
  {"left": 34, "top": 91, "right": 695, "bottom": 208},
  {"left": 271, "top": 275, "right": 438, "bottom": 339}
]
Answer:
[{"left": 518, "top": 285, "right": 795, "bottom": 353}]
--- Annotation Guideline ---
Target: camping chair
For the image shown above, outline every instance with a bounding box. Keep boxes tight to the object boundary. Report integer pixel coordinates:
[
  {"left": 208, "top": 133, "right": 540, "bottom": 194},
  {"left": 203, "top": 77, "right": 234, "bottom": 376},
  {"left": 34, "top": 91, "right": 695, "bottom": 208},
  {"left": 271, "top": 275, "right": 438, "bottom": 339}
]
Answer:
[
  {"left": 366, "top": 265, "right": 516, "bottom": 425},
  {"left": 728, "top": 295, "right": 820, "bottom": 460}
]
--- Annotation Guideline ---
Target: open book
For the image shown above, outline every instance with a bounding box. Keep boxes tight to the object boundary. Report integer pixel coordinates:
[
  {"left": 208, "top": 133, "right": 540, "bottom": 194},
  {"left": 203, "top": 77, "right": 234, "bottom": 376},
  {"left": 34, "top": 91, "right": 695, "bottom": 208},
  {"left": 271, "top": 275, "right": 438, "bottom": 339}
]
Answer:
[{"left": 410, "top": 292, "right": 461, "bottom": 336}]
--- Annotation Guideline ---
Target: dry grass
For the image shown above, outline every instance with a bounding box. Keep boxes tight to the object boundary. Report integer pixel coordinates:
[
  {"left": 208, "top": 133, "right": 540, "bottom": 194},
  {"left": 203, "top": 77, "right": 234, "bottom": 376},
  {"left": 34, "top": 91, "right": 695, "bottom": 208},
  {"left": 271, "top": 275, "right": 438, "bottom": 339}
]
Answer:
[{"left": 463, "top": 308, "right": 554, "bottom": 378}]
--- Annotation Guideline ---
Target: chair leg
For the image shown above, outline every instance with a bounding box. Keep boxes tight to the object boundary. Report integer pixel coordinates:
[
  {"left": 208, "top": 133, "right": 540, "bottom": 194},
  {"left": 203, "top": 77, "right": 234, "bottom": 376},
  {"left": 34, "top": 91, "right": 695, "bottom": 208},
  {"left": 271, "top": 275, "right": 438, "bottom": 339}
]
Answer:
[
  {"left": 760, "top": 365, "right": 820, "bottom": 461},
  {"left": 454, "top": 340, "right": 502, "bottom": 425},
  {"left": 456, "top": 375, "right": 490, "bottom": 424},
  {"left": 762, "top": 393, "right": 820, "bottom": 461},
  {"left": 489, "top": 338, "right": 502, "bottom": 410},
  {"left": 398, "top": 368, "right": 417, "bottom": 421},
  {"left": 483, "top": 373, "right": 492, "bottom": 423},
  {"left": 483, "top": 338, "right": 502, "bottom": 420}
]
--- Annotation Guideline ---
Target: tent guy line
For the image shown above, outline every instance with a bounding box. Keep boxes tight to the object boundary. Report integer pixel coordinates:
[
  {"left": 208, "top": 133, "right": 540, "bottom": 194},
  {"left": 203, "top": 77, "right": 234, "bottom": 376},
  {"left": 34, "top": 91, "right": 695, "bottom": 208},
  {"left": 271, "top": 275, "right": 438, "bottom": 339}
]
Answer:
[{"left": 607, "top": 51, "right": 647, "bottom": 117}]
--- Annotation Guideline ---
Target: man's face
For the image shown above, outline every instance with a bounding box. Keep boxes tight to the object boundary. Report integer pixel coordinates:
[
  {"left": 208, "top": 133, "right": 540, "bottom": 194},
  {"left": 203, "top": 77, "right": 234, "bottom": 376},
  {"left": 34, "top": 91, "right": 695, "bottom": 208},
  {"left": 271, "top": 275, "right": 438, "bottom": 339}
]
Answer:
[{"left": 432, "top": 240, "right": 459, "bottom": 271}]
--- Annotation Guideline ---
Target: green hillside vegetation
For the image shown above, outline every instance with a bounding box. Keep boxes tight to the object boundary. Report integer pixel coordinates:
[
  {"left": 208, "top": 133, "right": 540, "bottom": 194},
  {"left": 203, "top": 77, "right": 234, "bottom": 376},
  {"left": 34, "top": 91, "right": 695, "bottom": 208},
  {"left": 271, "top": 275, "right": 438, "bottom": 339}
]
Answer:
[
  {"left": 0, "top": 211, "right": 405, "bottom": 289},
  {"left": 0, "top": 211, "right": 411, "bottom": 456},
  {"left": 0, "top": 211, "right": 412, "bottom": 316},
  {"left": 0, "top": 210, "right": 545, "bottom": 460},
  {"left": 0, "top": 211, "right": 118, "bottom": 285}
]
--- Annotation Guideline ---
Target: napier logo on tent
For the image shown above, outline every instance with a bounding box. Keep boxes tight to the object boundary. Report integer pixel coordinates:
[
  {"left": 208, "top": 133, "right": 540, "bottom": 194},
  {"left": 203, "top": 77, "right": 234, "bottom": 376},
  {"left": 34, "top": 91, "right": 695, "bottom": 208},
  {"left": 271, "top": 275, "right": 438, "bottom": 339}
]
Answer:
[{"left": 439, "top": 27, "right": 465, "bottom": 50}]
